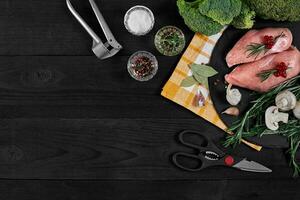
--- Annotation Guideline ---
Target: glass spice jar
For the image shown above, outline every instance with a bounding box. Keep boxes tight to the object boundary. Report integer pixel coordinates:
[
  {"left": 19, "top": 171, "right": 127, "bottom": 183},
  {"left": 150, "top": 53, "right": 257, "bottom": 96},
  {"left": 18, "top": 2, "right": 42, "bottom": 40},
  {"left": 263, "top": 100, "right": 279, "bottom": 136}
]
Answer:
[
  {"left": 124, "top": 5, "right": 155, "bottom": 36},
  {"left": 127, "top": 51, "right": 158, "bottom": 81},
  {"left": 154, "top": 26, "right": 186, "bottom": 56}
]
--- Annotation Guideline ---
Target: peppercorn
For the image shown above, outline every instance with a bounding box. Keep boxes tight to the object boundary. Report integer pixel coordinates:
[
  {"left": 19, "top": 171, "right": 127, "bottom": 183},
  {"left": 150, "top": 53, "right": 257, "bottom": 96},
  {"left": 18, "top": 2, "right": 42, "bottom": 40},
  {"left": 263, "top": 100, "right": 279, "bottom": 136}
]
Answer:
[{"left": 131, "top": 56, "right": 154, "bottom": 78}]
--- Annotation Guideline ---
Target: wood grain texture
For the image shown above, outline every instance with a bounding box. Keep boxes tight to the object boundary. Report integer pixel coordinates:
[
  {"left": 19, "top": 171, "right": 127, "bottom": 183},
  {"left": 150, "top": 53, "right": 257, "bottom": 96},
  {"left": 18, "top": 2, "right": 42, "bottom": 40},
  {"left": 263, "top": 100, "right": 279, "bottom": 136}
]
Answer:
[
  {"left": 0, "top": 0, "right": 191, "bottom": 56},
  {"left": 0, "top": 0, "right": 300, "bottom": 198},
  {"left": 0, "top": 118, "right": 295, "bottom": 179},
  {"left": 0, "top": 55, "right": 198, "bottom": 118},
  {"left": 0, "top": 0, "right": 193, "bottom": 119},
  {"left": 0, "top": 180, "right": 299, "bottom": 200}
]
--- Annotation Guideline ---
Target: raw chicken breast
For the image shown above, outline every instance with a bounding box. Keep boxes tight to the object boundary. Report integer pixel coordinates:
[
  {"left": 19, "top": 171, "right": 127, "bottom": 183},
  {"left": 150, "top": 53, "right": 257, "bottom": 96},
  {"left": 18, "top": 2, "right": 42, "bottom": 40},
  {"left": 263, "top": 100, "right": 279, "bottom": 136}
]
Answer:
[
  {"left": 225, "top": 47, "right": 300, "bottom": 93},
  {"left": 226, "top": 28, "right": 293, "bottom": 67}
]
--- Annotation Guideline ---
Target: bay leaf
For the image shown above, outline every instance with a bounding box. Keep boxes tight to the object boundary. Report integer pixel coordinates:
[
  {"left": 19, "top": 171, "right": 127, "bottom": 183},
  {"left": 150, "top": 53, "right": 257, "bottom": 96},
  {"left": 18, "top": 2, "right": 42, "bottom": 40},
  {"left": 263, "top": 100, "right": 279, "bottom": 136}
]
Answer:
[
  {"left": 180, "top": 76, "right": 197, "bottom": 87},
  {"left": 193, "top": 73, "right": 209, "bottom": 89},
  {"left": 202, "top": 78, "right": 209, "bottom": 89},
  {"left": 190, "top": 64, "right": 218, "bottom": 77}
]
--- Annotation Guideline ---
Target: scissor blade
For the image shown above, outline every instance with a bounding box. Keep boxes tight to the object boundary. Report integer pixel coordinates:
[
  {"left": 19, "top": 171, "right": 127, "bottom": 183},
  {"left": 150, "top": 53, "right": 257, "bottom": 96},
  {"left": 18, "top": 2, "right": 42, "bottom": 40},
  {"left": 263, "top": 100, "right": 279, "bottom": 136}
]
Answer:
[{"left": 233, "top": 158, "right": 272, "bottom": 173}]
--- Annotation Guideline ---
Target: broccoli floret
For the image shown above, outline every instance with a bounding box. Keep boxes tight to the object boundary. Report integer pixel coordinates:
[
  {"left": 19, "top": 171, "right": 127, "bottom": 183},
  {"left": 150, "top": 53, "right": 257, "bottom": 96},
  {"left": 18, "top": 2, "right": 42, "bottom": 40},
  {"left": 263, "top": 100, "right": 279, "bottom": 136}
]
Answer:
[
  {"left": 198, "top": 0, "right": 242, "bottom": 25},
  {"left": 245, "top": 0, "right": 300, "bottom": 22},
  {"left": 231, "top": 2, "right": 255, "bottom": 29},
  {"left": 177, "top": 0, "right": 224, "bottom": 36}
]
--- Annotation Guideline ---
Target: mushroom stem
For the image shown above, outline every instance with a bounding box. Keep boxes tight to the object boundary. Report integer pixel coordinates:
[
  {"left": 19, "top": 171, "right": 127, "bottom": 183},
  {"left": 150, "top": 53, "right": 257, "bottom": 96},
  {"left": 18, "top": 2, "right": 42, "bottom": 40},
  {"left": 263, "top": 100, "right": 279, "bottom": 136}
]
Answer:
[
  {"left": 265, "top": 106, "right": 289, "bottom": 131},
  {"left": 274, "top": 112, "right": 289, "bottom": 124}
]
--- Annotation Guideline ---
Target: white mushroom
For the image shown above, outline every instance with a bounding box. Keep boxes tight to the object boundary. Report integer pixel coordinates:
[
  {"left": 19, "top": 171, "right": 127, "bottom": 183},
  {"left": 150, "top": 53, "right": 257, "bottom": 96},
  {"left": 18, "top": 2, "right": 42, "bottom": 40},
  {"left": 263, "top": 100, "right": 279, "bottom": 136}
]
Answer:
[
  {"left": 226, "top": 84, "right": 242, "bottom": 106},
  {"left": 265, "top": 106, "right": 289, "bottom": 131},
  {"left": 275, "top": 90, "right": 297, "bottom": 111},
  {"left": 293, "top": 101, "right": 300, "bottom": 119}
]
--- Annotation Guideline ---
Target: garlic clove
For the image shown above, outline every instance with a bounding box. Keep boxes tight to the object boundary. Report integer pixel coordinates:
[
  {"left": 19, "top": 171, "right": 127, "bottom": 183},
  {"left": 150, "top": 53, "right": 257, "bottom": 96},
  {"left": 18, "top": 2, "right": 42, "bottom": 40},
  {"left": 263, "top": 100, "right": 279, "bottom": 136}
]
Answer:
[
  {"left": 222, "top": 107, "right": 240, "bottom": 116},
  {"left": 226, "top": 84, "right": 242, "bottom": 106}
]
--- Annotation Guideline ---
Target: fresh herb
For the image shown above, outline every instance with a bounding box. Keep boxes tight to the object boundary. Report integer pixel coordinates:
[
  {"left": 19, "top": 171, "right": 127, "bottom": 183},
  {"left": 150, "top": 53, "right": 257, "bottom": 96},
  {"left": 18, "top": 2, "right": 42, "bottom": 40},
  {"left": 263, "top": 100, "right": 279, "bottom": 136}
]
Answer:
[
  {"left": 155, "top": 26, "right": 186, "bottom": 56},
  {"left": 224, "top": 75, "right": 300, "bottom": 176},
  {"left": 246, "top": 43, "right": 267, "bottom": 59},
  {"left": 246, "top": 32, "right": 285, "bottom": 59},
  {"left": 257, "top": 62, "right": 289, "bottom": 82},
  {"left": 180, "top": 64, "right": 218, "bottom": 88},
  {"left": 160, "top": 33, "right": 181, "bottom": 51},
  {"left": 256, "top": 69, "right": 278, "bottom": 82}
]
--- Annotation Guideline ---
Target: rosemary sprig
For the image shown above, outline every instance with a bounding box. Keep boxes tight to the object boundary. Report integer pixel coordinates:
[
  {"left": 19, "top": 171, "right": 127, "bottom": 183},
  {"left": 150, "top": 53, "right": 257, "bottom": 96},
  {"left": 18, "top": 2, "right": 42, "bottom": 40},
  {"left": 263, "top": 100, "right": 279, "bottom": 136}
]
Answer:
[
  {"left": 274, "top": 32, "right": 286, "bottom": 42},
  {"left": 224, "top": 75, "right": 300, "bottom": 176},
  {"left": 248, "top": 120, "right": 300, "bottom": 176},
  {"left": 246, "top": 43, "right": 268, "bottom": 59},
  {"left": 256, "top": 69, "right": 277, "bottom": 82},
  {"left": 245, "top": 32, "right": 286, "bottom": 59}
]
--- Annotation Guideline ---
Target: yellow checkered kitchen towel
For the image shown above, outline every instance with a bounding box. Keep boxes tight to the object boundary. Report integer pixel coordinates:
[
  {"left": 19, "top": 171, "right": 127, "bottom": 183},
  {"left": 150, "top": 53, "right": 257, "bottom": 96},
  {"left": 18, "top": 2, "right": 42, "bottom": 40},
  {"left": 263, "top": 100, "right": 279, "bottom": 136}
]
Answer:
[
  {"left": 161, "top": 31, "right": 262, "bottom": 151},
  {"left": 161, "top": 31, "right": 227, "bottom": 130}
]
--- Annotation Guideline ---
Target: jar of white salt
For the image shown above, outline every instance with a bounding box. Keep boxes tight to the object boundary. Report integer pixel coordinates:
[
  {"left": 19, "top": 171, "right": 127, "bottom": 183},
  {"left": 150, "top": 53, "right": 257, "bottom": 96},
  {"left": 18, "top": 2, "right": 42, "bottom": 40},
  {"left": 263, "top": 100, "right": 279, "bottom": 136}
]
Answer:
[{"left": 124, "top": 5, "right": 155, "bottom": 36}]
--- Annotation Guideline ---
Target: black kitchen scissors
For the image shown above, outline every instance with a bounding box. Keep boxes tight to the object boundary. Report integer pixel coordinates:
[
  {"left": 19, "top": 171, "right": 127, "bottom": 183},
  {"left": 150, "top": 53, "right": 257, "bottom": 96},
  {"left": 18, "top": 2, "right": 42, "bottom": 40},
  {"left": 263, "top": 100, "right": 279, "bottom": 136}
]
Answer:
[{"left": 172, "top": 130, "right": 272, "bottom": 173}]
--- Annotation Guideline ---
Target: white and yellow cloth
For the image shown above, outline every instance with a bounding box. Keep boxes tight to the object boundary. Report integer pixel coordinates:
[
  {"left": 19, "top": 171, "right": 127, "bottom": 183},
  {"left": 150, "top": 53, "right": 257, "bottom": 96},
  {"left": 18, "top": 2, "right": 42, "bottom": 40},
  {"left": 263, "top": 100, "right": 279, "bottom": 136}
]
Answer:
[
  {"left": 161, "top": 32, "right": 227, "bottom": 130},
  {"left": 161, "top": 31, "right": 262, "bottom": 151}
]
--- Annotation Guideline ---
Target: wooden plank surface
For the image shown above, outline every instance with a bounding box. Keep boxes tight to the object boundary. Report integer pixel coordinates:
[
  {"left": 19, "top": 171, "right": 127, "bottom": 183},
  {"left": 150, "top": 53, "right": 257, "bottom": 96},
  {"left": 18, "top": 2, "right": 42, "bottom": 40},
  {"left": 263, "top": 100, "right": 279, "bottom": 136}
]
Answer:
[
  {"left": 0, "top": 180, "right": 299, "bottom": 200},
  {"left": 0, "top": 0, "right": 299, "bottom": 199},
  {"left": 0, "top": 118, "right": 294, "bottom": 179},
  {"left": 0, "top": 0, "right": 191, "bottom": 56}
]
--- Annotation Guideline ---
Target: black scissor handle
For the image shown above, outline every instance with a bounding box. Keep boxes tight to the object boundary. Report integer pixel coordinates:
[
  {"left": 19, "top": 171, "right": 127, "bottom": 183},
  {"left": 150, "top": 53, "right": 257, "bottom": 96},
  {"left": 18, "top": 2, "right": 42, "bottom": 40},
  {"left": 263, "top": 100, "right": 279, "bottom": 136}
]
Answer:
[
  {"left": 178, "top": 130, "right": 225, "bottom": 156},
  {"left": 172, "top": 152, "right": 204, "bottom": 172}
]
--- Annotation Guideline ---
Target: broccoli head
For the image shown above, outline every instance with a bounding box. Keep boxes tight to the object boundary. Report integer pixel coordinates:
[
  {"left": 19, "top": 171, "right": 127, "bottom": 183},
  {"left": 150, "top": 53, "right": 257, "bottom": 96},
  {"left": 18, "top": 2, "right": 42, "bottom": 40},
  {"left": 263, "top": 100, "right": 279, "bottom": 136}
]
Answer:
[
  {"left": 245, "top": 0, "right": 300, "bottom": 22},
  {"left": 177, "top": 0, "right": 224, "bottom": 36},
  {"left": 231, "top": 2, "right": 255, "bottom": 29},
  {"left": 198, "top": 0, "right": 242, "bottom": 25}
]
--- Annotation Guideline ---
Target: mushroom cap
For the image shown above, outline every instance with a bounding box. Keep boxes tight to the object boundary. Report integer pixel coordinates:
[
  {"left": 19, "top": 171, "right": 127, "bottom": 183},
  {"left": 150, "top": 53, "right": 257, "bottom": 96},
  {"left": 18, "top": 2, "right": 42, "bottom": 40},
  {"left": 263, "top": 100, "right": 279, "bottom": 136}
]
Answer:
[
  {"left": 293, "top": 101, "right": 300, "bottom": 119},
  {"left": 265, "top": 106, "right": 289, "bottom": 131},
  {"left": 275, "top": 90, "right": 297, "bottom": 111},
  {"left": 265, "top": 106, "right": 280, "bottom": 130}
]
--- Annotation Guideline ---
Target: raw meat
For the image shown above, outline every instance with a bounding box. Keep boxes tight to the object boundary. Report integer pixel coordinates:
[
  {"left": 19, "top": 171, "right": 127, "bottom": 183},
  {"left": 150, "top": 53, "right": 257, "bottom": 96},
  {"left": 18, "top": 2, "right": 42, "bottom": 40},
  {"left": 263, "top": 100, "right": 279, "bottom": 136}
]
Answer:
[
  {"left": 225, "top": 47, "right": 300, "bottom": 93},
  {"left": 226, "top": 28, "right": 293, "bottom": 67}
]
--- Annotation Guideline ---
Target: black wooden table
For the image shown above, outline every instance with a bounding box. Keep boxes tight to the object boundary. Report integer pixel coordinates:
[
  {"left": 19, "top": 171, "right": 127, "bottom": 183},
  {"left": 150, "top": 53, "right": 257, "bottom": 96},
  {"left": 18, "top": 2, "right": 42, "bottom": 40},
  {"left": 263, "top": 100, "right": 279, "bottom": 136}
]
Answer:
[{"left": 0, "top": 0, "right": 299, "bottom": 199}]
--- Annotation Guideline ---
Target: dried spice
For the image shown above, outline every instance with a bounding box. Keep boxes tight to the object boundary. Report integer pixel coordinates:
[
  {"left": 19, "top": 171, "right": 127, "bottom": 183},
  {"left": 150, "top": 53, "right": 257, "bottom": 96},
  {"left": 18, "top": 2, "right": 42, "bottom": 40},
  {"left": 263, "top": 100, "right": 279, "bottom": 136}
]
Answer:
[
  {"left": 131, "top": 56, "right": 154, "bottom": 78},
  {"left": 180, "top": 63, "right": 218, "bottom": 89},
  {"left": 128, "top": 51, "right": 158, "bottom": 81}
]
